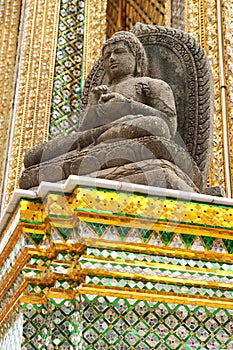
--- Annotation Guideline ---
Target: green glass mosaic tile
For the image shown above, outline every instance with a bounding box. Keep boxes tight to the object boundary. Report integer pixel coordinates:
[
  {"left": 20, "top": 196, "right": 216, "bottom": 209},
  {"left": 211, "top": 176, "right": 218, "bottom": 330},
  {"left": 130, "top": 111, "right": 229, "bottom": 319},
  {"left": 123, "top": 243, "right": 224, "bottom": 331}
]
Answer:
[
  {"left": 181, "top": 234, "right": 195, "bottom": 248},
  {"left": 115, "top": 226, "right": 132, "bottom": 241},
  {"left": 56, "top": 227, "right": 73, "bottom": 241},
  {"left": 202, "top": 236, "right": 216, "bottom": 251},
  {"left": 81, "top": 296, "right": 233, "bottom": 349},
  {"left": 22, "top": 303, "right": 52, "bottom": 349},
  {"left": 138, "top": 229, "right": 154, "bottom": 243},
  {"left": 159, "top": 231, "right": 174, "bottom": 246},
  {"left": 28, "top": 233, "right": 45, "bottom": 246},
  {"left": 85, "top": 222, "right": 109, "bottom": 238}
]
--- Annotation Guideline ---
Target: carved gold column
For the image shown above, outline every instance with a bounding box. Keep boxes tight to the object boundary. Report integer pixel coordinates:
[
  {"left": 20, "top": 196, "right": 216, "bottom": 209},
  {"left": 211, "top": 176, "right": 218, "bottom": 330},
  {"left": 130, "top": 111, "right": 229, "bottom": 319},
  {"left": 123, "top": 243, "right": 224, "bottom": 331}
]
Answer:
[
  {"left": 1, "top": 0, "right": 61, "bottom": 209},
  {"left": 221, "top": 0, "right": 233, "bottom": 198},
  {"left": 83, "top": 0, "right": 108, "bottom": 81},
  {"left": 164, "top": 0, "right": 172, "bottom": 27},
  {"left": 0, "top": 0, "right": 21, "bottom": 210},
  {"left": 186, "top": 0, "right": 232, "bottom": 197}
]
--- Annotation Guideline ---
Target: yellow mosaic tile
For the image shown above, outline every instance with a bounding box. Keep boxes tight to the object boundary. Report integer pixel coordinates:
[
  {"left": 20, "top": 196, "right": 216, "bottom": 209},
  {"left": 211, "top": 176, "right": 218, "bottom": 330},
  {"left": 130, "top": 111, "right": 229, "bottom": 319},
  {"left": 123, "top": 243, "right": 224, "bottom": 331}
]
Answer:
[
  {"left": 46, "top": 194, "right": 73, "bottom": 217},
  {"left": 20, "top": 200, "right": 45, "bottom": 223},
  {"left": 71, "top": 187, "right": 233, "bottom": 229}
]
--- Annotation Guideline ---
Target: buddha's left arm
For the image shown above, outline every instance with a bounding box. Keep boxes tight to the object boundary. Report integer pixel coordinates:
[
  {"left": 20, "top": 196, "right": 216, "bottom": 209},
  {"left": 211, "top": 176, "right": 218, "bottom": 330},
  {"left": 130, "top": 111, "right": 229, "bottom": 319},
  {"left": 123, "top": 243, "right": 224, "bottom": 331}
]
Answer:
[{"left": 143, "top": 79, "right": 177, "bottom": 138}]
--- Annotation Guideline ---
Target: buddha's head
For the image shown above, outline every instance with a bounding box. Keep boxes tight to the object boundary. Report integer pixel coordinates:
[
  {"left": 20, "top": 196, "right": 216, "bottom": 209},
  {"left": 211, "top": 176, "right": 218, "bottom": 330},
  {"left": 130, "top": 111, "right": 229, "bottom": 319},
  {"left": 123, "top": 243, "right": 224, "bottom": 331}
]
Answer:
[{"left": 102, "top": 31, "right": 148, "bottom": 82}]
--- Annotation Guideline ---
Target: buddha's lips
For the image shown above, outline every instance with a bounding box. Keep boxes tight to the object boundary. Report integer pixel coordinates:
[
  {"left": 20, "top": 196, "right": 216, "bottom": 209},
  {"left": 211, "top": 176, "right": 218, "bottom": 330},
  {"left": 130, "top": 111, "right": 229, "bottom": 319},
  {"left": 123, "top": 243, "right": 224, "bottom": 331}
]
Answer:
[{"left": 109, "top": 63, "right": 118, "bottom": 69}]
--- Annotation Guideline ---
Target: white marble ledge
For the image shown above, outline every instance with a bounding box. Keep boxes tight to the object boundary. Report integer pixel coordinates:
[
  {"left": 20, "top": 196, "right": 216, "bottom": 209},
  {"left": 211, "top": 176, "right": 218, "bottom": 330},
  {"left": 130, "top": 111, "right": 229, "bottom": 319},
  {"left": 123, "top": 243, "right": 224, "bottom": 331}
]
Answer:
[
  {"left": 0, "top": 189, "right": 37, "bottom": 235},
  {"left": 37, "top": 175, "right": 233, "bottom": 206},
  {"left": 1, "top": 175, "right": 233, "bottom": 235}
]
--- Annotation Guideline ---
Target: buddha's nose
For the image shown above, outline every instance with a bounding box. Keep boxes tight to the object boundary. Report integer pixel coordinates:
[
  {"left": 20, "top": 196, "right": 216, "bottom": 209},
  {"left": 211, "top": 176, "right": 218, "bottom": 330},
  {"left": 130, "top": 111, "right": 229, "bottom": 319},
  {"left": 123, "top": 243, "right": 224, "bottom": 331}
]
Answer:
[{"left": 109, "top": 52, "right": 116, "bottom": 61}]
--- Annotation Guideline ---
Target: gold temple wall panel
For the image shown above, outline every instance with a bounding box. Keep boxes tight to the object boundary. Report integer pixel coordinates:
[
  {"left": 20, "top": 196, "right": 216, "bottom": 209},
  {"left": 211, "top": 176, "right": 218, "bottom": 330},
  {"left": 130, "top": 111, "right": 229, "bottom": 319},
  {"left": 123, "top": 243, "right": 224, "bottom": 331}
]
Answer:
[
  {"left": 83, "top": 0, "right": 108, "bottom": 80},
  {"left": 185, "top": 0, "right": 233, "bottom": 197},
  {"left": 106, "top": 0, "right": 166, "bottom": 38},
  {"left": 1, "top": 0, "right": 61, "bottom": 210},
  {"left": 0, "top": 0, "right": 22, "bottom": 212}
]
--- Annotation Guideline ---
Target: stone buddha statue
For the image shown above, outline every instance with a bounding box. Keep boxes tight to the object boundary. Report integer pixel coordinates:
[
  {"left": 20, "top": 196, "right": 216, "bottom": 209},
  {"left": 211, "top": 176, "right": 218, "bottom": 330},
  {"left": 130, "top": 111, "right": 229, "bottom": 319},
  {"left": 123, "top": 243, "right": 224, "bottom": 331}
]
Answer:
[
  {"left": 79, "top": 31, "right": 177, "bottom": 141},
  {"left": 20, "top": 24, "right": 214, "bottom": 193}
]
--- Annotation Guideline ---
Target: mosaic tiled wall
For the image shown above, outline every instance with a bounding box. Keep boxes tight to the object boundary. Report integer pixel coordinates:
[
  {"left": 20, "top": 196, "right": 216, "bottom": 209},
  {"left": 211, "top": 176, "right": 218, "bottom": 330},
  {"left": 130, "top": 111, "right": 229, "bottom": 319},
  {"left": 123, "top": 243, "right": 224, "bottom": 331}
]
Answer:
[
  {"left": 0, "top": 314, "right": 23, "bottom": 350},
  {"left": 49, "top": 0, "right": 85, "bottom": 138},
  {"left": 1, "top": 182, "right": 233, "bottom": 347},
  {"left": 7, "top": 293, "right": 233, "bottom": 347},
  {"left": 21, "top": 298, "right": 82, "bottom": 349},
  {"left": 19, "top": 295, "right": 233, "bottom": 349},
  {"left": 82, "top": 295, "right": 233, "bottom": 349}
]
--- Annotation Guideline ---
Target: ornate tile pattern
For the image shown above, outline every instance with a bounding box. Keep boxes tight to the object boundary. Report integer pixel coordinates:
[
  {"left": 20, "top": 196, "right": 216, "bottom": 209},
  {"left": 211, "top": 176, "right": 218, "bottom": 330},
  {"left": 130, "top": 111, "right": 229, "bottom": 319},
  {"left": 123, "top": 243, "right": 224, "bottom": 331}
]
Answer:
[
  {"left": 82, "top": 295, "right": 233, "bottom": 349},
  {"left": 0, "top": 313, "right": 23, "bottom": 350},
  {"left": 21, "top": 298, "right": 83, "bottom": 350},
  {"left": 49, "top": 0, "right": 85, "bottom": 138},
  {"left": 1, "top": 184, "right": 233, "bottom": 348}
]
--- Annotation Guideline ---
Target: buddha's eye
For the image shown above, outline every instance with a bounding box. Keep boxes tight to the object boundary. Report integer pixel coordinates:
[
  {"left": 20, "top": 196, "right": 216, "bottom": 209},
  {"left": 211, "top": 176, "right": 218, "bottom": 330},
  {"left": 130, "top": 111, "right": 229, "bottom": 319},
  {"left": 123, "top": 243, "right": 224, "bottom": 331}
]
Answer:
[
  {"left": 104, "top": 52, "right": 110, "bottom": 59},
  {"left": 115, "top": 48, "right": 127, "bottom": 54}
]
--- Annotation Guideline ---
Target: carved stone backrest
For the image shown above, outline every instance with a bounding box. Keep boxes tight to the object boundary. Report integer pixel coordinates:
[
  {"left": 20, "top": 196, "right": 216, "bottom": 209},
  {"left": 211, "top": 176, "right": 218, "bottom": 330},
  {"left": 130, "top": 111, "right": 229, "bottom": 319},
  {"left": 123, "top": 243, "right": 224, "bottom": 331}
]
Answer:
[{"left": 81, "top": 23, "right": 214, "bottom": 185}]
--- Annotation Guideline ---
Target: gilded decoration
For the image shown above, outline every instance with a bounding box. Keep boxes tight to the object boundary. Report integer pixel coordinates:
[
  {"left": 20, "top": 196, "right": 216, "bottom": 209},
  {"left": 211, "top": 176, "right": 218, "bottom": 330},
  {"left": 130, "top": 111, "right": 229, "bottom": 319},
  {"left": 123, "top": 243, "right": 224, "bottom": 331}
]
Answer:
[
  {"left": 124, "top": 0, "right": 166, "bottom": 31},
  {"left": 185, "top": 0, "right": 233, "bottom": 197},
  {"left": 106, "top": 0, "right": 166, "bottom": 38},
  {"left": 0, "top": 0, "right": 21, "bottom": 210},
  {"left": 222, "top": 0, "right": 233, "bottom": 196},
  {"left": 83, "top": 0, "right": 107, "bottom": 81},
  {"left": 1, "top": 180, "right": 233, "bottom": 346},
  {"left": 3, "top": 0, "right": 60, "bottom": 208},
  {"left": 170, "top": 0, "right": 185, "bottom": 30}
]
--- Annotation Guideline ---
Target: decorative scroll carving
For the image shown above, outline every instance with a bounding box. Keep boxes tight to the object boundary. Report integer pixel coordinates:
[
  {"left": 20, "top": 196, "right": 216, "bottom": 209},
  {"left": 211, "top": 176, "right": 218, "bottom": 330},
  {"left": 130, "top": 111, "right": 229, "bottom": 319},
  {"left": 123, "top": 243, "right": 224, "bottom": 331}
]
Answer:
[
  {"left": 0, "top": 0, "right": 21, "bottom": 210},
  {"left": 4, "top": 0, "right": 60, "bottom": 207},
  {"left": 185, "top": 0, "right": 227, "bottom": 193}
]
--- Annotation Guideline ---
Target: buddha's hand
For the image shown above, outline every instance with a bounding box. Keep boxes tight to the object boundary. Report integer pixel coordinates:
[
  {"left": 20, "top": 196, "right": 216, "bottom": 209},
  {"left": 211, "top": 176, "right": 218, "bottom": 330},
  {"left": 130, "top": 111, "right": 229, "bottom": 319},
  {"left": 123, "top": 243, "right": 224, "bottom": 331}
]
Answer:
[
  {"left": 96, "top": 92, "right": 132, "bottom": 119},
  {"left": 92, "top": 85, "right": 109, "bottom": 95},
  {"left": 99, "top": 92, "right": 131, "bottom": 103}
]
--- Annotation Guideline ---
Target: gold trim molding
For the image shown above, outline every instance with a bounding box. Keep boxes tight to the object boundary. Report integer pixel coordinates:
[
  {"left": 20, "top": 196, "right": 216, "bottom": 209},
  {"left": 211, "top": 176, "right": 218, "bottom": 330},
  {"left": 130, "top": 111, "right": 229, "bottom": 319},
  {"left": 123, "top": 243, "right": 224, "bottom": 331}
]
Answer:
[
  {"left": 0, "top": 0, "right": 21, "bottom": 210},
  {"left": 83, "top": 0, "right": 107, "bottom": 81},
  {"left": 2, "top": 0, "right": 61, "bottom": 208},
  {"left": 185, "top": 0, "right": 233, "bottom": 197}
]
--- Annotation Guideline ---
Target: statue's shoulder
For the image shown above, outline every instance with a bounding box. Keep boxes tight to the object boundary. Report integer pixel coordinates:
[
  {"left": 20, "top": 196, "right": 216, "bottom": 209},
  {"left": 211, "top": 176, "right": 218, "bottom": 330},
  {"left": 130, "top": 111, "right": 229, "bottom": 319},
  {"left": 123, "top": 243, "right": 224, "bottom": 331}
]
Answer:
[{"left": 138, "top": 76, "right": 173, "bottom": 93}]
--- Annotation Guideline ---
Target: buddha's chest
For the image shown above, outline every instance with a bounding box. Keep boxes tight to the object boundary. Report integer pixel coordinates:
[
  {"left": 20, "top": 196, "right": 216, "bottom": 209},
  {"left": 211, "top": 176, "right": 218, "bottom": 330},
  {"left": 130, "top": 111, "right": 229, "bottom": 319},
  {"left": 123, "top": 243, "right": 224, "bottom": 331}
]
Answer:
[{"left": 110, "top": 79, "right": 147, "bottom": 103}]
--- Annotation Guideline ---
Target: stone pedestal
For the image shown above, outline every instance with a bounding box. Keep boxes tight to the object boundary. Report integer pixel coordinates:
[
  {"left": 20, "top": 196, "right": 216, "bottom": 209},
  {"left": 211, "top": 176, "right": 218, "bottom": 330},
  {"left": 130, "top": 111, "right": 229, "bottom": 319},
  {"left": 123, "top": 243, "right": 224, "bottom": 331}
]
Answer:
[{"left": 1, "top": 176, "right": 233, "bottom": 349}]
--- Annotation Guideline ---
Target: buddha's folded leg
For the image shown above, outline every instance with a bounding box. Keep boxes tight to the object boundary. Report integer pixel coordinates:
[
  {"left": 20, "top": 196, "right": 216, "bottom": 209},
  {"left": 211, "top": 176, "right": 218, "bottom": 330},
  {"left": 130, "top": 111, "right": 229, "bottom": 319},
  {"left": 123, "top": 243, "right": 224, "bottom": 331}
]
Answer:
[{"left": 97, "top": 115, "right": 171, "bottom": 143}]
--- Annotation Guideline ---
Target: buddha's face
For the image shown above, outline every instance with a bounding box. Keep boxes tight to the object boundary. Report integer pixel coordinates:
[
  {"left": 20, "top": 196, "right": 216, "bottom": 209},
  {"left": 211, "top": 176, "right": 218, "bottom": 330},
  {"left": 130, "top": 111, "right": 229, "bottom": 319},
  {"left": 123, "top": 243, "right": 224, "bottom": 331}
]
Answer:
[{"left": 103, "top": 42, "right": 136, "bottom": 81}]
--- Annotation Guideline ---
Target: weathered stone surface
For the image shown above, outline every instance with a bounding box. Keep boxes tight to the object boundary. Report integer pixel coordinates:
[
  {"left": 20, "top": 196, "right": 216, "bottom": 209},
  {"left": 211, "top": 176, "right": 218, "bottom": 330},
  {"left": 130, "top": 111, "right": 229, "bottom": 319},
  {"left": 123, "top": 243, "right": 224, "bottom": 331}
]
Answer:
[
  {"left": 20, "top": 24, "right": 214, "bottom": 193},
  {"left": 204, "top": 186, "right": 226, "bottom": 197},
  {"left": 82, "top": 24, "right": 214, "bottom": 186},
  {"left": 87, "top": 159, "right": 199, "bottom": 192},
  {"left": 23, "top": 125, "right": 108, "bottom": 168},
  {"left": 19, "top": 136, "right": 203, "bottom": 190}
]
